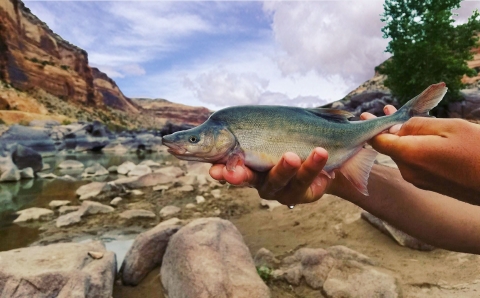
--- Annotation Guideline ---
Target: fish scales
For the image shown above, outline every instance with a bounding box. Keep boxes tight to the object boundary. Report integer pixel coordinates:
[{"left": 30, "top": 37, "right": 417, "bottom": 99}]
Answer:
[
  {"left": 212, "top": 106, "right": 351, "bottom": 166},
  {"left": 162, "top": 83, "right": 448, "bottom": 195}
]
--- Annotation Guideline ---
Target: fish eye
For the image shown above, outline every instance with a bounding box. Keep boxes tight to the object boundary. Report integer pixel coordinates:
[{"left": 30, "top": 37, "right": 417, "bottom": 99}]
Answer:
[{"left": 189, "top": 135, "right": 200, "bottom": 143}]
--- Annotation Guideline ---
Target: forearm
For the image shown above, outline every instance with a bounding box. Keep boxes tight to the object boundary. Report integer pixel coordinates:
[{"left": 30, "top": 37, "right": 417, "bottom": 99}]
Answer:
[{"left": 329, "top": 164, "right": 480, "bottom": 254}]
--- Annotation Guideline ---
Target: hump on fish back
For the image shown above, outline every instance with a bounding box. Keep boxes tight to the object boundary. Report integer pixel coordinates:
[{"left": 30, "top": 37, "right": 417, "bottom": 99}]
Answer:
[{"left": 305, "top": 108, "right": 355, "bottom": 123}]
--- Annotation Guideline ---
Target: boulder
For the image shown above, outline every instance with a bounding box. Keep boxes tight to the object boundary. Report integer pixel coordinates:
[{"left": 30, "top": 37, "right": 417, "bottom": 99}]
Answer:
[
  {"left": 117, "top": 161, "right": 136, "bottom": 175},
  {"left": 326, "top": 245, "right": 375, "bottom": 266},
  {"left": 58, "top": 205, "right": 81, "bottom": 215},
  {"left": 270, "top": 246, "right": 399, "bottom": 297},
  {"left": 154, "top": 166, "right": 184, "bottom": 178},
  {"left": 0, "top": 125, "right": 57, "bottom": 156},
  {"left": 19, "top": 167, "right": 34, "bottom": 179},
  {"left": 102, "top": 143, "right": 129, "bottom": 154},
  {"left": 127, "top": 165, "right": 152, "bottom": 177},
  {"left": 0, "top": 154, "right": 20, "bottom": 182},
  {"left": 29, "top": 119, "right": 60, "bottom": 128},
  {"left": 120, "top": 218, "right": 182, "bottom": 286},
  {"left": 211, "top": 189, "right": 221, "bottom": 199},
  {"left": 139, "top": 160, "right": 161, "bottom": 167},
  {"left": 153, "top": 185, "right": 169, "bottom": 191},
  {"left": 71, "top": 122, "right": 110, "bottom": 152},
  {"left": 195, "top": 195, "right": 206, "bottom": 204},
  {"left": 0, "top": 168, "right": 20, "bottom": 182},
  {"left": 36, "top": 172, "right": 57, "bottom": 179},
  {"left": 161, "top": 218, "right": 270, "bottom": 298},
  {"left": 449, "top": 88, "right": 480, "bottom": 119},
  {"left": 57, "top": 160, "right": 84, "bottom": 169},
  {"left": 107, "top": 165, "right": 118, "bottom": 173},
  {"left": 13, "top": 207, "right": 54, "bottom": 223},
  {"left": 160, "top": 205, "right": 181, "bottom": 218},
  {"left": 125, "top": 172, "right": 175, "bottom": 189},
  {"left": 56, "top": 201, "right": 114, "bottom": 228},
  {"left": 49, "top": 200, "right": 71, "bottom": 209},
  {"left": 177, "top": 185, "right": 194, "bottom": 192},
  {"left": 11, "top": 144, "right": 43, "bottom": 172},
  {"left": 79, "top": 201, "right": 114, "bottom": 215},
  {"left": 277, "top": 248, "right": 336, "bottom": 289},
  {"left": 254, "top": 248, "right": 281, "bottom": 269},
  {"left": 56, "top": 210, "right": 82, "bottom": 227},
  {"left": 76, "top": 182, "right": 110, "bottom": 201},
  {"left": 110, "top": 197, "right": 123, "bottom": 206},
  {"left": 82, "top": 163, "right": 109, "bottom": 177},
  {"left": 119, "top": 209, "right": 156, "bottom": 220},
  {"left": 323, "top": 261, "right": 399, "bottom": 298},
  {"left": 0, "top": 241, "right": 116, "bottom": 297}
]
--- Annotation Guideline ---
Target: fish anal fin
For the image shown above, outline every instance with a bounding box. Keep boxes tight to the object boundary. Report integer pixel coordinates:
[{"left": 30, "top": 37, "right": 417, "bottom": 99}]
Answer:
[
  {"left": 339, "top": 149, "right": 377, "bottom": 196},
  {"left": 306, "top": 108, "right": 354, "bottom": 123}
]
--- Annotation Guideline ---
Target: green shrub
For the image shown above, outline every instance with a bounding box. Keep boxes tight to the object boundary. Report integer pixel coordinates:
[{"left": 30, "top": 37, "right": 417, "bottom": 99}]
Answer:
[{"left": 256, "top": 266, "right": 273, "bottom": 283}]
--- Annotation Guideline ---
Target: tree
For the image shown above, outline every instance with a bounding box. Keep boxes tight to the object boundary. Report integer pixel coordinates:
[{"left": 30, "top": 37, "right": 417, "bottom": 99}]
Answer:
[{"left": 380, "top": 0, "right": 480, "bottom": 111}]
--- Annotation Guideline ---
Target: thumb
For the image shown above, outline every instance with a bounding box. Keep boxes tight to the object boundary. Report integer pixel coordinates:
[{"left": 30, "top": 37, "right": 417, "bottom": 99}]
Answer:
[{"left": 370, "top": 133, "right": 403, "bottom": 157}]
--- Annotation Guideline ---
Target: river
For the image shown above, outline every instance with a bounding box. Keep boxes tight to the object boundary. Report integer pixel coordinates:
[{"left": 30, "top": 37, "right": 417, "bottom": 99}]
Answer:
[{"left": 0, "top": 151, "right": 175, "bottom": 252}]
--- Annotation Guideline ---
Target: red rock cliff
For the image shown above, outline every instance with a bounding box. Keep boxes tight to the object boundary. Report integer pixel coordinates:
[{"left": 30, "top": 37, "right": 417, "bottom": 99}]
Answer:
[{"left": 0, "top": 0, "right": 139, "bottom": 113}]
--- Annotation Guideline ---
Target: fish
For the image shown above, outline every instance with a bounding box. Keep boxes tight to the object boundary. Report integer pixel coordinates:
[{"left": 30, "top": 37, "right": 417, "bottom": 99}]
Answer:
[{"left": 162, "top": 82, "right": 447, "bottom": 195}]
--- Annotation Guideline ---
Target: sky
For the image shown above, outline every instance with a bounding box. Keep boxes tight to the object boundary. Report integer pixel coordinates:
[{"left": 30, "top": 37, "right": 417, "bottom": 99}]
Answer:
[{"left": 24, "top": 1, "right": 480, "bottom": 110}]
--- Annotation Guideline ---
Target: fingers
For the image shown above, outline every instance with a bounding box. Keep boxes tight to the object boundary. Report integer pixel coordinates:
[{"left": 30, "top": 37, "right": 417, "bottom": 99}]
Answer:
[
  {"left": 360, "top": 105, "right": 398, "bottom": 121},
  {"left": 384, "top": 105, "right": 397, "bottom": 115},
  {"left": 397, "top": 118, "right": 442, "bottom": 137},
  {"left": 209, "top": 164, "right": 259, "bottom": 186},
  {"left": 370, "top": 133, "right": 403, "bottom": 157},
  {"left": 287, "top": 148, "right": 329, "bottom": 202},
  {"left": 360, "top": 112, "right": 375, "bottom": 120},
  {"left": 259, "top": 152, "right": 302, "bottom": 196}
]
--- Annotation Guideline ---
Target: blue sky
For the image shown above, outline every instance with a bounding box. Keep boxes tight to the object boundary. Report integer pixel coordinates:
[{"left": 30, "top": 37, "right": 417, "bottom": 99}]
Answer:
[{"left": 24, "top": 1, "right": 480, "bottom": 109}]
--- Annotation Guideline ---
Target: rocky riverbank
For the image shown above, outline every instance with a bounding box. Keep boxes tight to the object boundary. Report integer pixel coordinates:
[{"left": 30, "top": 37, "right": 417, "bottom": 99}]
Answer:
[{"left": 1, "top": 151, "right": 480, "bottom": 298}]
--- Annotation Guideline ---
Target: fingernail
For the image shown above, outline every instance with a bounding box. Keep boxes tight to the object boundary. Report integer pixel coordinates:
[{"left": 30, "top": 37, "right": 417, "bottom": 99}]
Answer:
[
  {"left": 313, "top": 152, "right": 323, "bottom": 163},
  {"left": 283, "top": 159, "right": 294, "bottom": 170}
]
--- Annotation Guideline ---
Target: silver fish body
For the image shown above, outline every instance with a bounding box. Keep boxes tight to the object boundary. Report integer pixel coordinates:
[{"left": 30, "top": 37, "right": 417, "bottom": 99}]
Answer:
[{"left": 162, "top": 83, "right": 447, "bottom": 195}]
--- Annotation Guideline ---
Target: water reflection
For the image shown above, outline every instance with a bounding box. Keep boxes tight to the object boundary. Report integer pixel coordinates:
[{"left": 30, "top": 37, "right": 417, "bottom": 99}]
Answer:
[{"left": 0, "top": 151, "right": 173, "bottom": 252}]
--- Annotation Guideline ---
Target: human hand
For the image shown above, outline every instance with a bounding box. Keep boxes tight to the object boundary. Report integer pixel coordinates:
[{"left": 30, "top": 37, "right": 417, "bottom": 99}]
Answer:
[
  {"left": 362, "top": 107, "right": 480, "bottom": 204},
  {"left": 209, "top": 148, "right": 332, "bottom": 206}
]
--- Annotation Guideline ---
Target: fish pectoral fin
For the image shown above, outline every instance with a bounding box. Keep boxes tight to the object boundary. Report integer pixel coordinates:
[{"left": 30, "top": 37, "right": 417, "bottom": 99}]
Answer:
[
  {"left": 339, "top": 148, "right": 377, "bottom": 196},
  {"left": 226, "top": 150, "right": 245, "bottom": 172}
]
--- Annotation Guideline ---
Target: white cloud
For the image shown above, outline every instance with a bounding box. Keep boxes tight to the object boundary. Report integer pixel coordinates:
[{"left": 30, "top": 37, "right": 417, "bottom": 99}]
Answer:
[
  {"left": 263, "top": 1, "right": 390, "bottom": 85},
  {"left": 26, "top": 1, "right": 422, "bottom": 109},
  {"left": 184, "top": 68, "right": 268, "bottom": 106}
]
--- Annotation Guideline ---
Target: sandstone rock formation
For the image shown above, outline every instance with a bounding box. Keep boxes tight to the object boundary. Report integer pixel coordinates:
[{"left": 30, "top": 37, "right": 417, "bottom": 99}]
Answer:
[
  {"left": 161, "top": 217, "right": 271, "bottom": 298},
  {"left": 0, "top": 241, "right": 116, "bottom": 297},
  {"left": 0, "top": 0, "right": 138, "bottom": 114},
  {"left": 120, "top": 218, "right": 181, "bottom": 286},
  {"left": 133, "top": 98, "right": 211, "bottom": 127},
  {"left": 0, "top": 0, "right": 210, "bottom": 130}
]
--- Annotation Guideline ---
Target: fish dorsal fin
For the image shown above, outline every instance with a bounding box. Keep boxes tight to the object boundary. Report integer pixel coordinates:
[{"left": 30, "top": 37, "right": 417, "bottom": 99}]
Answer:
[
  {"left": 339, "top": 148, "right": 377, "bottom": 196},
  {"left": 306, "top": 108, "right": 354, "bottom": 123}
]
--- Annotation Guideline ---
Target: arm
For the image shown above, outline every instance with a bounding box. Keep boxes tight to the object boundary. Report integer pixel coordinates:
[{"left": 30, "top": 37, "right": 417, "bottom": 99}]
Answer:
[
  {"left": 370, "top": 117, "right": 480, "bottom": 205},
  {"left": 330, "top": 164, "right": 480, "bottom": 254}
]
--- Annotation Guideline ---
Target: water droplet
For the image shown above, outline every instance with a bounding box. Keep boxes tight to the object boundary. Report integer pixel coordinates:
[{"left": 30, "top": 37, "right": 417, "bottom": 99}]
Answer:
[{"left": 288, "top": 205, "right": 295, "bottom": 209}]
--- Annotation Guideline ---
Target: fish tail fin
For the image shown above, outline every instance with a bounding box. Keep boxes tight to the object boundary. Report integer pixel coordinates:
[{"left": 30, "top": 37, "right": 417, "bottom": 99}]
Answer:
[{"left": 396, "top": 82, "right": 448, "bottom": 120}]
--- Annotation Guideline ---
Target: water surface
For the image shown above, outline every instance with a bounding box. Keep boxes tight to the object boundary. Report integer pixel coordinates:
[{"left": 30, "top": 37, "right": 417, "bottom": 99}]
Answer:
[{"left": 0, "top": 151, "right": 173, "bottom": 252}]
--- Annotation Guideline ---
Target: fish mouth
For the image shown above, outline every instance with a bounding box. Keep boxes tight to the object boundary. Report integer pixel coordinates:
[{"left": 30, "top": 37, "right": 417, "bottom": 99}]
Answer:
[{"left": 162, "top": 136, "right": 188, "bottom": 155}]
